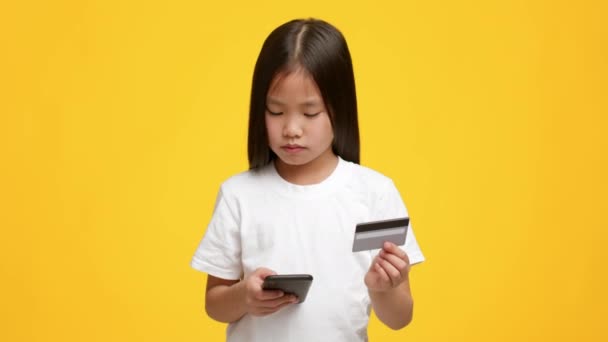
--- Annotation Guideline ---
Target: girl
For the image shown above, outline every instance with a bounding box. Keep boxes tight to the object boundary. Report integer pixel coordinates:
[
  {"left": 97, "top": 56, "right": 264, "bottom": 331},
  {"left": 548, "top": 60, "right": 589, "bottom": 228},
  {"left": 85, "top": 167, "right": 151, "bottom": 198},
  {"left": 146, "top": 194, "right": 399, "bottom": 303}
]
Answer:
[{"left": 191, "top": 18, "right": 425, "bottom": 341}]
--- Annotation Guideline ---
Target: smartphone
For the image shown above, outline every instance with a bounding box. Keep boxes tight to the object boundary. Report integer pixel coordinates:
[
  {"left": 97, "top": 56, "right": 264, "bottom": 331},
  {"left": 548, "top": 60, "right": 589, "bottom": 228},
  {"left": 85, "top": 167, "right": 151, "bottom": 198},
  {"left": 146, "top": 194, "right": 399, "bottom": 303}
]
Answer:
[{"left": 262, "top": 274, "right": 313, "bottom": 303}]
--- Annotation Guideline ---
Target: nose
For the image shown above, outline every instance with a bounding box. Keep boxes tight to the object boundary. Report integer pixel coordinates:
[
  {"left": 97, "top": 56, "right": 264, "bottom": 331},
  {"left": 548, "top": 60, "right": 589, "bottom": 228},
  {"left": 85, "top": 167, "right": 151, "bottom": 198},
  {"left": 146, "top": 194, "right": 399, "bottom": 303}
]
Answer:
[{"left": 283, "top": 115, "right": 303, "bottom": 138}]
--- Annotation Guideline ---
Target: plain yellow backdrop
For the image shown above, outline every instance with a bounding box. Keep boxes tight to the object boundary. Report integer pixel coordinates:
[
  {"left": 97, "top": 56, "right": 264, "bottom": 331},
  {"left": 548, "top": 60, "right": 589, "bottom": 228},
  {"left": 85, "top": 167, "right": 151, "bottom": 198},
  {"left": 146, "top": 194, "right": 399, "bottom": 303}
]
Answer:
[{"left": 1, "top": 0, "right": 607, "bottom": 341}]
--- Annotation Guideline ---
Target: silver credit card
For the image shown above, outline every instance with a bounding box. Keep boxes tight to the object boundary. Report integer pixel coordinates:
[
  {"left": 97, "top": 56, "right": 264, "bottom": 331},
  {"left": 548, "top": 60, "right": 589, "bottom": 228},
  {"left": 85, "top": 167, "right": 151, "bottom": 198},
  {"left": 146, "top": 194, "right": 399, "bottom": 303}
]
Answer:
[{"left": 352, "top": 217, "right": 409, "bottom": 252}]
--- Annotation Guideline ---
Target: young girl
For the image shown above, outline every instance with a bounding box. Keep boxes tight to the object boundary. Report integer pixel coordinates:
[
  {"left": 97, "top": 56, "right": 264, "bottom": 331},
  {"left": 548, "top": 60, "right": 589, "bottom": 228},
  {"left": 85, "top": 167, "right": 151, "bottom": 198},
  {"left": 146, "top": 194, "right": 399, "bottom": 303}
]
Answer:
[{"left": 191, "top": 18, "right": 425, "bottom": 341}]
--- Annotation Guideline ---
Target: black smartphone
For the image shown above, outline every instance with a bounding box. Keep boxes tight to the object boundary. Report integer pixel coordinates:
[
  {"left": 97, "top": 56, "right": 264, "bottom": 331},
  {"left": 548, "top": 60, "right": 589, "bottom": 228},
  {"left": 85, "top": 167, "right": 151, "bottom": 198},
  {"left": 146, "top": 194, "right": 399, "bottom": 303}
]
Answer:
[{"left": 262, "top": 274, "right": 313, "bottom": 303}]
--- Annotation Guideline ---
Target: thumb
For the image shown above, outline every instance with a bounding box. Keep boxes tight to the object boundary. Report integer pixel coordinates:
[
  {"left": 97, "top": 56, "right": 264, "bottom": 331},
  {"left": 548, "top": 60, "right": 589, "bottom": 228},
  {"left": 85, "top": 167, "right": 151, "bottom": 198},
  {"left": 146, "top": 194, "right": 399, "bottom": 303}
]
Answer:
[{"left": 254, "top": 267, "right": 277, "bottom": 280}]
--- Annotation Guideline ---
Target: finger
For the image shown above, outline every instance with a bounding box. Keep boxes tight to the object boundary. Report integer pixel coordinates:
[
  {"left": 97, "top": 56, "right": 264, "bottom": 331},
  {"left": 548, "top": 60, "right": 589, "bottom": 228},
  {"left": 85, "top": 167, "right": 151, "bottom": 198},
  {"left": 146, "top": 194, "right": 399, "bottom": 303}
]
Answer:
[
  {"left": 249, "top": 268, "right": 277, "bottom": 291},
  {"left": 380, "top": 251, "right": 410, "bottom": 279},
  {"left": 268, "top": 298, "right": 297, "bottom": 312},
  {"left": 257, "top": 299, "right": 294, "bottom": 316},
  {"left": 248, "top": 278, "right": 281, "bottom": 300},
  {"left": 256, "top": 267, "right": 277, "bottom": 279},
  {"left": 378, "top": 256, "right": 402, "bottom": 287},
  {"left": 374, "top": 261, "right": 391, "bottom": 283},
  {"left": 383, "top": 242, "right": 408, "bottom": 260},
  {"left": 379, "top": 249, "right": 409, "bottom": 272},
  {"left": 256, "top": 294, "right": 297, "bottom": 309},
  {"left": 371, "top": 254, "right": 380, "bottom": 267},
  {"left": 256, "top": 288, "right": 284, "bottom": 300}
]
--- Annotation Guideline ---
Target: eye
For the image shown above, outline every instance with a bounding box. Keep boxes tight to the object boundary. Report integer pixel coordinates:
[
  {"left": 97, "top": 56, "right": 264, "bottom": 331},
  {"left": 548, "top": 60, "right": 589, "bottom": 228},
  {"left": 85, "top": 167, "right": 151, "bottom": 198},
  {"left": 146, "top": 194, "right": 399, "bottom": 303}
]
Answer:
[
  {"left": 266, "top": 108, "right": 283, "bottom": 116},
  {"left": 304, "top": 112, "right": 321, "bottom": 118}
]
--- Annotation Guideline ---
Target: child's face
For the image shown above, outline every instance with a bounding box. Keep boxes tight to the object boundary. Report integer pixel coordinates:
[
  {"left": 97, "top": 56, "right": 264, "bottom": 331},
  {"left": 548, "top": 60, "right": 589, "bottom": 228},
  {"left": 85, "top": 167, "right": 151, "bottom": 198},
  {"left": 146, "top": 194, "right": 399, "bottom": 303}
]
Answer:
[{"left": 265, "top": 69, "right": 334, "bottom": 168}]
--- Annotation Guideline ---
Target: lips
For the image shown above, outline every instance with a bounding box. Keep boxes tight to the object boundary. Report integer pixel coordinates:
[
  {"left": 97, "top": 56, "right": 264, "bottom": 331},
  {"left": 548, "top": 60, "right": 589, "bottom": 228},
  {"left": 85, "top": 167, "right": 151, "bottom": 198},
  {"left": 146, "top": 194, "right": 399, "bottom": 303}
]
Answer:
[{"left": 282, "top": 144, "right": 305, "bottom": 153}]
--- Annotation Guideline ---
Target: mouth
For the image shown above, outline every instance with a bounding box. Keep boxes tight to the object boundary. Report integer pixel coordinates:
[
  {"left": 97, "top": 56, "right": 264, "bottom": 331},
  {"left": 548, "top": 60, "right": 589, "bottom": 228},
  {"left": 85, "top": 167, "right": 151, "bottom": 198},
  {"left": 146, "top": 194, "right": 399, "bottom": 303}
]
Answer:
[{"left": 281, "top": 144, "right": 305, "bottom": 153}]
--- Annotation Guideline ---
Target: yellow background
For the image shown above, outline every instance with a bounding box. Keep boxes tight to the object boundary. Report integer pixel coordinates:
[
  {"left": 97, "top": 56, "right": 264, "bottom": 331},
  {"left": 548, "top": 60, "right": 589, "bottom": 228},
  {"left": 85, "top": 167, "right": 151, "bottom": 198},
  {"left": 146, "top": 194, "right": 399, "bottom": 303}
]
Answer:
[{"left": 2, "top": 0, "right": 607, "bottom": 341}]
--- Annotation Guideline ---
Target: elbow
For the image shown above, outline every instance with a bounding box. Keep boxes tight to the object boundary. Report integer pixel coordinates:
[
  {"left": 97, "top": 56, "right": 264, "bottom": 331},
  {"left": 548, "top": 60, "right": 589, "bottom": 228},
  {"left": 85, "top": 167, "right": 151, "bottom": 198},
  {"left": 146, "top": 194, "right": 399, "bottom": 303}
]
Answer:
[
  {"left": 205, "top": 300, "right": 227, "bottom": 323},
  {"left": 387, "top": 304, "right": 414, "bottom": 330},
  {"left": 386, "top": 315, "right": 412, "bottom": 330},
  {"left": 397, "top": 314, "right": 414, "bottom": 330},
  {"left": 205, "top": 299, "right": 242, "bottom": 324},
  {"left": 205, "top": 303, "right": 231, "bottom": 323},
  {"left": 204, "top": 301, "right": 217, "bottom": 321}
]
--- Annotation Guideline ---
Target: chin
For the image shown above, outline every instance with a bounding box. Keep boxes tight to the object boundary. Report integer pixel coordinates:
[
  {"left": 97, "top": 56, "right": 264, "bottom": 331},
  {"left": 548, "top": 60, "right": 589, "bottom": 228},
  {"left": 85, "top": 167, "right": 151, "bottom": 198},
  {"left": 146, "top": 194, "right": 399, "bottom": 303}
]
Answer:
[
  {"left": 274, "top": 152, "right": 315, "bottom": 166},
  {"left": 277, "top": 156, "right": 313, "bottom": 166}
]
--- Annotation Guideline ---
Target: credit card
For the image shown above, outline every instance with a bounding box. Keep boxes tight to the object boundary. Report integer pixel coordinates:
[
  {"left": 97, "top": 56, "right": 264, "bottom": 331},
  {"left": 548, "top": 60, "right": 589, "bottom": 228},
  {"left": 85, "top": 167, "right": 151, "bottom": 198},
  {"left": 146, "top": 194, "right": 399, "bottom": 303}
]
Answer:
[{"left": 352, "top": 217, "right": 409, "bottom": 252}]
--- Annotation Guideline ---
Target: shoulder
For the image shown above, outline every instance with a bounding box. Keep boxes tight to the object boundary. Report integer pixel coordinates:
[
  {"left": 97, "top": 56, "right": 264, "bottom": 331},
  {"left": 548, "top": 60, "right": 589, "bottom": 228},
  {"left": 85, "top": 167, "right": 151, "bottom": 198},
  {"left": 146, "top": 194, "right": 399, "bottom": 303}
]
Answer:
[
  {"left": 217, "top": 164, "right": 274, "bottom": 196},
  {"left": 338, "top": 160, "right": 400, "bottom": 204},
  {"left": 343, "top": 162, "right": 410, "bottom": 219},
  {"left": 343, "top": 160, "right": 395, "bottom": 190}
]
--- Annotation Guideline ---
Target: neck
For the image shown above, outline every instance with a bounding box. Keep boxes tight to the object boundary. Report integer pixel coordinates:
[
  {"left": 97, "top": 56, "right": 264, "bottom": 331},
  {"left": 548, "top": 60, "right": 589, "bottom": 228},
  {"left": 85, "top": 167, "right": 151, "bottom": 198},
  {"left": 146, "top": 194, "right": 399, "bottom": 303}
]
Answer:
[{"left": 275, "top": 150, "right": 339, "bottom": 185}]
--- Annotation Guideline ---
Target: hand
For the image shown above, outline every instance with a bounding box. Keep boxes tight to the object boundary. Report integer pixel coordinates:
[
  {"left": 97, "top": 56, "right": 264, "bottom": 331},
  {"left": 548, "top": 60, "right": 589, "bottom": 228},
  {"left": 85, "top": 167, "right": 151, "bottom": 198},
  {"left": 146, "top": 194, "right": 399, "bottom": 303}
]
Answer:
[
  {"left": 365, "top": 242, "right": 411, "bottom": 293},
  {"left": 243, "top": 267, "right": 298, "bottom": 316}
]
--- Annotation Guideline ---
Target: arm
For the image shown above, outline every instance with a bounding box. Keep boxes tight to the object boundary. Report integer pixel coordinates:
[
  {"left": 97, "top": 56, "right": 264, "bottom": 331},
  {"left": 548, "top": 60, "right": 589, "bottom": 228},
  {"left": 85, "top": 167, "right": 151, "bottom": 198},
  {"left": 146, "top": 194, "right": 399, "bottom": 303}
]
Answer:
[
  {"left": 205, "top": 268, "right": 298, "bottom": 323},
  {"left": 365, "top": 242, "right": 415, "bottom": 330},
  {"left": 205, "top": 275, "right": 246, "bottom": 323},
  {"left": 368, "top": 277, "right": 414, "bottom": 329}
]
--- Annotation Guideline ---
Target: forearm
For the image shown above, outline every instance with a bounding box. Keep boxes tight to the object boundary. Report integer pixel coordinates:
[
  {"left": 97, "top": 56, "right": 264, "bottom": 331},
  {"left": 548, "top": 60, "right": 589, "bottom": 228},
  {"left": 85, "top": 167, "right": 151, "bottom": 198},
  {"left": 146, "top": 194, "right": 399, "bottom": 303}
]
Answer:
[
  {"left": 205, "top": 280, "right": 248, "bottom": 323},
  {"left": 369, "top": 280, "right": 414, "bottom": 330}
]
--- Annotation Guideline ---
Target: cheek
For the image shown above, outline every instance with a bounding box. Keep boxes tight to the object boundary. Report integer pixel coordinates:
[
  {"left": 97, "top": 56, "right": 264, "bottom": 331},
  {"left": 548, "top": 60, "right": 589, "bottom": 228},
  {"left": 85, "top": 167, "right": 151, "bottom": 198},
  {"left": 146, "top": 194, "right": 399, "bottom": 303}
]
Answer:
[
  {"left": 265, "top": 118, "right": 280, "bottom": 140},
  {"left": 319, "top": 118, "right": 334, "bottom": 142}
]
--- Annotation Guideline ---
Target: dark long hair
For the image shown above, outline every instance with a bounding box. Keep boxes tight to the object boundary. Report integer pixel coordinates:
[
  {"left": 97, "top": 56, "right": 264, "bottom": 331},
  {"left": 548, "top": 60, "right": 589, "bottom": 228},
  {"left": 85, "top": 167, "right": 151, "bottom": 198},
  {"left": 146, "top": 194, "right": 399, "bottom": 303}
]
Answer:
[{"left": 247, "top": 18, "right": 360, "bottom": 169}]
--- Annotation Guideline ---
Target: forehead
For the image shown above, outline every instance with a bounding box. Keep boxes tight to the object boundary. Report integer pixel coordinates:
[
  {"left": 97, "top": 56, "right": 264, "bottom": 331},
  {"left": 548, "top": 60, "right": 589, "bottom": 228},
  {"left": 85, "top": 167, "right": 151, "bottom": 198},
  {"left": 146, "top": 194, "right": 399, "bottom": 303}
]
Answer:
[{"left": 266, "top": 69, "right": 323, "bottom": 103}]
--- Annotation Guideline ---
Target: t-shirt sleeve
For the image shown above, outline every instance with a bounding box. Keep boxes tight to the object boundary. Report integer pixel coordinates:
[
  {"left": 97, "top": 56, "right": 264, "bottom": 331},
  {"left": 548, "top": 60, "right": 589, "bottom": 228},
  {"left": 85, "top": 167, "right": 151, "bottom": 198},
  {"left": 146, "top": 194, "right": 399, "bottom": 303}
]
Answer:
[
  {"left": 190, "top": 185, "right": 242, "bottom": 280},
  {"left": 372, "top": 179, "right": 426, "bottom": 265}
]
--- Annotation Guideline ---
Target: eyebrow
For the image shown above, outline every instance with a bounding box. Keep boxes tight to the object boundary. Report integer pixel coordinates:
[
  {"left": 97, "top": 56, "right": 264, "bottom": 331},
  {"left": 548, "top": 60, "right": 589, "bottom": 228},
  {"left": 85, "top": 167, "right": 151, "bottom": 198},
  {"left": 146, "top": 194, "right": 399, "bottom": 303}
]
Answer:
[{"left": 266, "top": 97, "right": 322, "bottom": 107}]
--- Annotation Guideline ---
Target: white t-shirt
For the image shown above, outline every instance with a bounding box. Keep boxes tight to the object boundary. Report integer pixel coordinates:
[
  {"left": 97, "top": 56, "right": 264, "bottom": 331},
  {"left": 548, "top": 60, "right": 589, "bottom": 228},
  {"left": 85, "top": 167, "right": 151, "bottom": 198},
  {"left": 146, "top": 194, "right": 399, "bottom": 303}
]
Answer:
[{"left": 191, "top": 156, "right": 425, "bottom": 341}]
